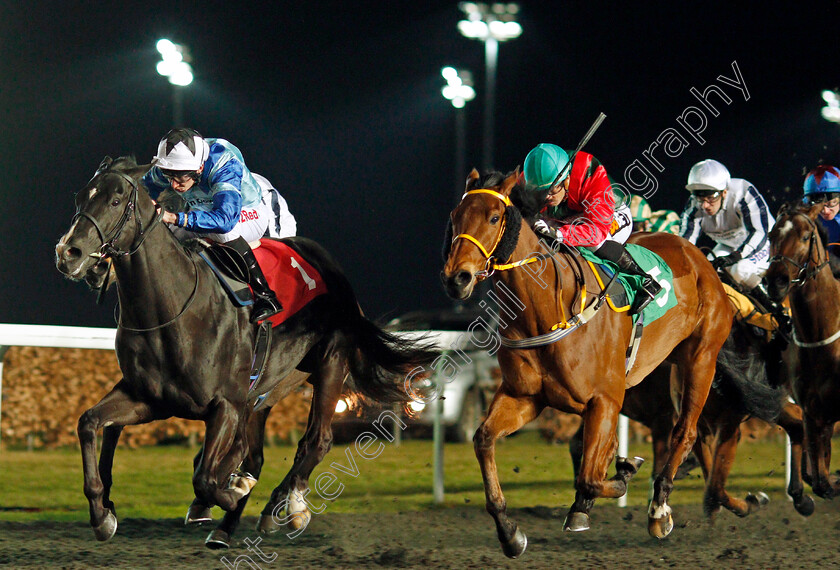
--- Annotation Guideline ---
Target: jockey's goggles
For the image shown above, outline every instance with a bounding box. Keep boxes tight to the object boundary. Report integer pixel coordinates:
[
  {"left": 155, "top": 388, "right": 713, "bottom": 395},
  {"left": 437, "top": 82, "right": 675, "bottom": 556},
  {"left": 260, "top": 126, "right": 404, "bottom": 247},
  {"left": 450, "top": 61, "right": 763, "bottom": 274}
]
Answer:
[
  {"left": 691, "top": 190, "right": 722, "bottom": 204},
  {"left": 805, "top": 193, "right": 840, "bottom": 207},
  {"left": 161, "top": 169, "right": 200, "bottom": 183}
]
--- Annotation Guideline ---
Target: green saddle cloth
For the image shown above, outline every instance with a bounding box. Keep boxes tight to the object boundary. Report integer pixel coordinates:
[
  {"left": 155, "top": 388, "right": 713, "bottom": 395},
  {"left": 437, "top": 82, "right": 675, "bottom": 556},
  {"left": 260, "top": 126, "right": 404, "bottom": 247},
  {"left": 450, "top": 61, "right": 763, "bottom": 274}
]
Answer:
[{"left": 578, "top": 244, "right": 677, "bottom": 324}]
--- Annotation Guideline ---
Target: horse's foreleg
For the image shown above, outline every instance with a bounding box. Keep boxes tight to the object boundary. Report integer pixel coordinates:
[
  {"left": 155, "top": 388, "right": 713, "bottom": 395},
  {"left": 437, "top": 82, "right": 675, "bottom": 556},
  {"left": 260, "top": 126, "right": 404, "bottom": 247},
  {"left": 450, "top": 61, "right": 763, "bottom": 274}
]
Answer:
[
  {"left": 205, "top": 403, "right": 273, "bottom": 548},
  {"left": 569, "top": 422, "right": 584, "bottom": 480},
  {"left": 474, "top": 390, "right": 540, "bottom": 559},
  {"left": 194, "top": 398, "right": 247, "bottom": 512},
  {"left": 565, "top": 395, "right": 643, "bottom": 533},
  {"left": 186, "top": 445, "right": 213, "bottom": 525},
  {"left": 78, "top": 382, "right": 154, "bottom": 541},
  {"left": 803, "top": 412, "right": 835, "bottom": 499},
  {"left": 650, "top": 351, "right": 714, "bottom": 539},
  {"left": 776, "top": 402, "right": 815, "bottom": 516},
  {"left": 99, "top": 425, "right": 123, "bottom": 517},
  {"left": 259, "top": 357, "right": 344, "bottom": 536}
]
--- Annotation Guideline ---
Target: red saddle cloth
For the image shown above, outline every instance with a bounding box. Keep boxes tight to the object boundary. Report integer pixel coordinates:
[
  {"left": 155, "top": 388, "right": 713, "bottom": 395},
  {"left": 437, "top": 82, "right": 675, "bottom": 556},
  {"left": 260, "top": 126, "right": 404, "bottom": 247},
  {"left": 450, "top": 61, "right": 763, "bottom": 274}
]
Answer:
[{"left": 252, "top": 239, "right": 328, "bottom": 326}]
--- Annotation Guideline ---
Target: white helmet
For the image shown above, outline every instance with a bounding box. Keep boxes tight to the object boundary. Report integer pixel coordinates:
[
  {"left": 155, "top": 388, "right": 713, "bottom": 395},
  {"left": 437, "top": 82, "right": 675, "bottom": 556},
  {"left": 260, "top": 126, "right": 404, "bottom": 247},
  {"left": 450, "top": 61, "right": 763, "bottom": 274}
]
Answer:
[
  {"left": 686, "top": 159, "right": 730, "bottom": 192},
  {"left": 153, "top": 128, "right": 210, "bottom": 171}
]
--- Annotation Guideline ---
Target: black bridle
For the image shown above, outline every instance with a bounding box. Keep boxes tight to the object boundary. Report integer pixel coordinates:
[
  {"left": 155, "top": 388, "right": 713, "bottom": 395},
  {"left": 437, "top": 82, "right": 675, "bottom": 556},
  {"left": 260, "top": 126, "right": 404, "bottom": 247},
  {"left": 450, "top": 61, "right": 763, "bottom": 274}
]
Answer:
[
  {"left": 769, "top": 213, "right": 829, "bottom": 286},
  {"left": 73, "top": 168, "right": 163, "bottom": 259}
]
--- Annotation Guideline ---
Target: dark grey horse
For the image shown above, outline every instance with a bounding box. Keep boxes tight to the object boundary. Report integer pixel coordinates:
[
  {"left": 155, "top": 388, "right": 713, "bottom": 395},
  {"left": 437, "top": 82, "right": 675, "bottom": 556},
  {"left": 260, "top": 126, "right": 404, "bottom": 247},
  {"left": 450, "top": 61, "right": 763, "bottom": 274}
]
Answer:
[{"left": 55, "top": 156, "right": 438, "bottom": 547}]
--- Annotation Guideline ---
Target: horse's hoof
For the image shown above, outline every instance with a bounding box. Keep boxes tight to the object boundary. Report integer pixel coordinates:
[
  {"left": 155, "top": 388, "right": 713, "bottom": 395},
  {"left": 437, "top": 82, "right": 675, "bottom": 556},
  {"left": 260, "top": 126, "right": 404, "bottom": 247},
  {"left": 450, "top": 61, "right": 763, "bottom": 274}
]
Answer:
[
  {"left": 793, "top": 494, "right": 816, "bottom": 517},
  {"left": 500, "top": 526, "right": 528, "bottom": 559},
  {"left": 648, "top": 513, "right": 673, "bottom": 539},
  {"left": 746, "top": 491, "right": 770, "bottom": 511},
  {"left": 92, "top": 510, "right": 118, "bottom": 542},
  {"left": 256, "top": 513, "right": 281, "bottom": 534},
  {"left": 185, "top": 504, "right": 213, "bottom": 526},
  {"left": 287, "top": 509, "right": 311, "bottom": 531},
  {"left": 616, "top": 455, "right": 645, "bottom": 475},
  {"left": 563, "top": 511, "right": 590, "bottom": 532},
  {"left": 228, "top": 472, "right": 258, "bottom": 500},
  {"left": 204, "top": 529, "right": 231, "bottom": 550}
]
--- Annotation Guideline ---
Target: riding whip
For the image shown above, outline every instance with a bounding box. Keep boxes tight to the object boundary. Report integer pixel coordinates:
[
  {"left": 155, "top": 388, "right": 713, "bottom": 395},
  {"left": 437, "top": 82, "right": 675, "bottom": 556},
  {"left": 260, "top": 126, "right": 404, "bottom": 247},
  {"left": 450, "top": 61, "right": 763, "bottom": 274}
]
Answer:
[{"left": 548, "top": 112, "right": 607, "bottom": 191}]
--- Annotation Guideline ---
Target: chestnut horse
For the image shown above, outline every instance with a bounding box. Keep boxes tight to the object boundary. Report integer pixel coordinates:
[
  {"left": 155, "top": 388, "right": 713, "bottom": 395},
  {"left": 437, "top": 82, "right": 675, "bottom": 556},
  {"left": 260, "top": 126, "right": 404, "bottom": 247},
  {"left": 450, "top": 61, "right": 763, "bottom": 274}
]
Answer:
[
  {"left": 766, "top": 201, "right": 840, "bottom": 499},
  {"left": 570, "top": 316, "right": 814, "bottom": 519},
  {"left": 55, "top": 156, "right": 438, "bottom": 547},
  {"left": 441, "top": 170, "right": 732, "bottom": 558}
]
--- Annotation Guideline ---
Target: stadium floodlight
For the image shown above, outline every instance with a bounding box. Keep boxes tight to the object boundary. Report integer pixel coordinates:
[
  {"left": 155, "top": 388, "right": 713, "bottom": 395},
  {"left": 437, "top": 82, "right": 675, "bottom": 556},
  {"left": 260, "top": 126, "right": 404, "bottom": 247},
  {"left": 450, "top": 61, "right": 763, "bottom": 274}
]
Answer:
[
  {"left": 441, "top": 67, "right": 476, "bottom": 109},
  {"left": 822, "top": 89, "right": 840, "bottom": 124},
  {"left": 156, "top": 38, "right": 193, "bottom": 87},
  {"left": 457, "top": 3, "right": 521, "bottom": 170}
]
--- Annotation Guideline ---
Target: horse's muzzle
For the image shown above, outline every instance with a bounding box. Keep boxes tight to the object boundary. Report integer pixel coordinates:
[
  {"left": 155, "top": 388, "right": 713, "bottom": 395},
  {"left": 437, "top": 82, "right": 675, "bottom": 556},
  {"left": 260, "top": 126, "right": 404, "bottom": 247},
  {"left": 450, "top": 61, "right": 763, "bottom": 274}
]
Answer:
[
  {"left": 441, "top": 269, "right": 475, "bottom": 300},
  {"left": 55, "top": 242, "right": 91, "bottom": 279}
]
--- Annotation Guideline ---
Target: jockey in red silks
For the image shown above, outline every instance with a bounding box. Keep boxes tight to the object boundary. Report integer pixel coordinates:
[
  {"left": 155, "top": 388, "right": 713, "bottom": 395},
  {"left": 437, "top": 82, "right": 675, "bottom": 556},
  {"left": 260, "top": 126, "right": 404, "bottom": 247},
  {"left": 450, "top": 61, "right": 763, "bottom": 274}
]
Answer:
[{"left": 523, "top": 143, "right": 662, "bottom": 314}]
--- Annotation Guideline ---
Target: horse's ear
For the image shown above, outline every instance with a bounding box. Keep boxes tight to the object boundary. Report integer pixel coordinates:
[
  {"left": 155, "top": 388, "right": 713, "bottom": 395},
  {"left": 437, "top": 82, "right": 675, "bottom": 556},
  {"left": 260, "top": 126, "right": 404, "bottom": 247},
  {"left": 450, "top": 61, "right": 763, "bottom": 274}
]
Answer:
[
  {"left": 499, "top": 169, "right": 519, "bottom": 196},
  {"left": 805, "top": 201, "right": 824, "bottom": 220},
  {"left": 127, "top": 163, "right": 153, "bottom": 181},
  {"left": 465, "top": 168, "right": 480, "bottom": 190},
  {"left": 95, "top": 156, "right": 113, "bottom": 175}
]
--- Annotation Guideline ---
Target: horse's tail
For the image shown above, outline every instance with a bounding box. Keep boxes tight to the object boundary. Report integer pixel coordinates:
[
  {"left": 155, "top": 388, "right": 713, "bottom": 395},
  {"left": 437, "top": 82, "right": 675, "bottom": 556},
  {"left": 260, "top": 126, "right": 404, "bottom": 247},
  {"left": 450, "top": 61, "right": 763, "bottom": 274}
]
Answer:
[
  {"left": 713, "top": 320, "right": 785, "bottom": 424},
  {"left": 343, "top": 316, "right": 440, "bottom": 404},
  {"left": 284, "top": 237, "right": 440, "bottom": 405}
]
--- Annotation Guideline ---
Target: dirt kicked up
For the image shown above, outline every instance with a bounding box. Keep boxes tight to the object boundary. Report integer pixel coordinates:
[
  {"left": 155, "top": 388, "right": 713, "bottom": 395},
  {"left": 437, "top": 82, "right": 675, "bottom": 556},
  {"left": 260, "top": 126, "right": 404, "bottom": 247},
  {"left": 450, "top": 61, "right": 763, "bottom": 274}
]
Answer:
[{"left": 1, "top": 500, "right": 838, "bottom": 569}]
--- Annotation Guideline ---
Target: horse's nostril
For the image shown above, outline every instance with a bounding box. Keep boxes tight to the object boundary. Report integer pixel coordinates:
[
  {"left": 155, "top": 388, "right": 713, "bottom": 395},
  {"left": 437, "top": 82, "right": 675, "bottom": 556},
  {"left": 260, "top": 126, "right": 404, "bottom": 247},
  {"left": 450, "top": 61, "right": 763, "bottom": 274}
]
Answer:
[
  {"left": 64, "top": 246, "right": 82, "bottom": 261},
  {"left": 454, "top": 270, "right": 472, "bottom": 287}
]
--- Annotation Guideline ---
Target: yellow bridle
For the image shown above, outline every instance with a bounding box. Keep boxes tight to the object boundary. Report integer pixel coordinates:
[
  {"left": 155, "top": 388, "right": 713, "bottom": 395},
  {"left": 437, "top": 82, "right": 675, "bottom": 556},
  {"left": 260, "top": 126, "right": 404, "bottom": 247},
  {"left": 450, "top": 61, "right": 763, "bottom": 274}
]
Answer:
[
  {"left": 451, "top": 189, "right": 545, "bottom": 276},
  {"left": 450, "top": 188, "right": 584, "bottom": 330}
]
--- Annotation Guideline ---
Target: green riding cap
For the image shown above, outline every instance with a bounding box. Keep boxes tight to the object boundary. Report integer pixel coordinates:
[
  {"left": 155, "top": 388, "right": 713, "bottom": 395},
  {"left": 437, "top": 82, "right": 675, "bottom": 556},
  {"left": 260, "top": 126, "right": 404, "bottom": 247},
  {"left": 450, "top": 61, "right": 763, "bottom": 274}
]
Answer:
[{"left": 524, "top": 143, "right": 570, "bottom": 189}]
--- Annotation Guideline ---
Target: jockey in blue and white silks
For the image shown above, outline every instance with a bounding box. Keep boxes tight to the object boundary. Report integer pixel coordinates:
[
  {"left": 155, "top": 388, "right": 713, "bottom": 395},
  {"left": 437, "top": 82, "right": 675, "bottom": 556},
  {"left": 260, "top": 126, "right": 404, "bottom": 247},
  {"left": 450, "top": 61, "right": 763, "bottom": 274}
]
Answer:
[
  {"left": 142, "top": 128, "right": 292, "bottom": 323},
  {"left": 143, "top": 133, "right": 291, "bottom": 243}
]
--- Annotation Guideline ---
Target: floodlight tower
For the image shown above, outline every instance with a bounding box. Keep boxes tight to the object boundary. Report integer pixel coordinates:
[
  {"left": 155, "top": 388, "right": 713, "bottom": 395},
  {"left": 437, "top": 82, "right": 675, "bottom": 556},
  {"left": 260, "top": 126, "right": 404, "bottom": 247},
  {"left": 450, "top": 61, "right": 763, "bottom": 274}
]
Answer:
[
  {"left": 457, "top": 2, "right": 522, "bottom": 171},
  {"left": 155, "top": 39, "right": 194, "bottom": 127},
  {"left": 441, "top": 67, "right": 477, "bottom": 201}
]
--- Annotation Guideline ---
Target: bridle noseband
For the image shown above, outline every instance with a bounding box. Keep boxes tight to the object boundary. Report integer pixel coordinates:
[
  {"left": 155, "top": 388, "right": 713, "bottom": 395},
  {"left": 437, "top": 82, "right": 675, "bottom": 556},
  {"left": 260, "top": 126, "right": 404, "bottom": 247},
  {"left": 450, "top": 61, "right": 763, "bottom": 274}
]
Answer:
[
  {"left": 769, "top": 213, "right": 829, "bottom": 286},
  {"left": 73, "top": 168, "right": 163, "bottom": 259},
  {"left": 451, "top": 189, "right": 547, "bottom": 279}
]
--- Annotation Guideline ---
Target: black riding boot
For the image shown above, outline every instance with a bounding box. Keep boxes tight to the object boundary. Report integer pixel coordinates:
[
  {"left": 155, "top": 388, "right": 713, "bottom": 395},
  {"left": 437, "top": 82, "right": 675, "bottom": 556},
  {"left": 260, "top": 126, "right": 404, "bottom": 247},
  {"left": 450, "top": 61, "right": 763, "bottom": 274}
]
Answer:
[
  {"left": 228, "top": 237, "right": 283, "bottom": 323},
  {"left": 595, "top": 241, "right": 663, "bottom": 315},
  {"left": 749, "top": 284, "right": 792, "bottom": 336}
]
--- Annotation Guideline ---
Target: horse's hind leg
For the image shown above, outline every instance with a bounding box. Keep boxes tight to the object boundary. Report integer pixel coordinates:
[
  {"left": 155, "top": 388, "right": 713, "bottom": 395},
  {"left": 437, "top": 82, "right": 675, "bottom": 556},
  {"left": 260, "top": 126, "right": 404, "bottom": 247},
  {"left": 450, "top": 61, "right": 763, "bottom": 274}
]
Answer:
[
  {"left": 258, "top": 349, "right": 345, "bottom": 536},
  {"left": 776, "top": 402, "right": 815, "bottom": 516},
  {"left": 565, "top": 395, "right": 644, "bottom": 533},
  {"left": 703, "top": 419, "right": 770, "bottom": 518},
  {"left": 474, "top": 390, "right": 541, "bottom": 559},
  {"left": 649, "top": 346, "right": 716, "bottom": 539},
  {"left": 78, "top": 382, "right": 154, "bottom": 541},
  {"left": 803, "top": 414, "right": 835, "bottom": 499}
]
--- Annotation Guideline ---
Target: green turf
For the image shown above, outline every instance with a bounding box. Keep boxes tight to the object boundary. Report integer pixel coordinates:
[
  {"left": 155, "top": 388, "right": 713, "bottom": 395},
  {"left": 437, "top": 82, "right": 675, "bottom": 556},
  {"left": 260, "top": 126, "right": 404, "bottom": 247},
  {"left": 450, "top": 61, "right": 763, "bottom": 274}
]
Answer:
[{"left": 0, "top": 432, "right": 806, "bottom": 523}]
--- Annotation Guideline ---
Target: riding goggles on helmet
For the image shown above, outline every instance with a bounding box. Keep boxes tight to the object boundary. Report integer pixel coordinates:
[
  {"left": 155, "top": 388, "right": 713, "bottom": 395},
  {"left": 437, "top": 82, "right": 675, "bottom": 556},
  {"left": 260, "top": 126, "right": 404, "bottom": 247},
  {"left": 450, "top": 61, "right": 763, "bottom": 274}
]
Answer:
[
  {"left": 691, "top": 190, "right": 722, "bottom": 203},
  {"left": 804, "top": 192, "right": 840, "bottom": 207},
  {"left": 161, "top": 169, "right": 200, "bottom": 183}
]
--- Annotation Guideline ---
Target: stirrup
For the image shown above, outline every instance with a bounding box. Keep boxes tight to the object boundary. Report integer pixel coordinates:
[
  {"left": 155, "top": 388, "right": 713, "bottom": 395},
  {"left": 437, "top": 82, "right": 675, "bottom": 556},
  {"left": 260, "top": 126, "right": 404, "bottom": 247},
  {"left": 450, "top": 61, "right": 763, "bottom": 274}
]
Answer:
[
  {"left": 251, "top": 297, "right": 283, "bottom": 324},
  {"left": 629, "top": 281, "right": 661, "bottom": 315}
]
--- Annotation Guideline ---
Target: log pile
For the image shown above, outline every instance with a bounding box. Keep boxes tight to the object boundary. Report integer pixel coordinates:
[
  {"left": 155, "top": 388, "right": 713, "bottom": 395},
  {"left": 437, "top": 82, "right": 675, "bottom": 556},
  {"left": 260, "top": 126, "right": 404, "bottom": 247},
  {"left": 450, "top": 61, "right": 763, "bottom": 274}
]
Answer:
[{"left": 0, "top": 346, "right": 309, "bottom": 449}]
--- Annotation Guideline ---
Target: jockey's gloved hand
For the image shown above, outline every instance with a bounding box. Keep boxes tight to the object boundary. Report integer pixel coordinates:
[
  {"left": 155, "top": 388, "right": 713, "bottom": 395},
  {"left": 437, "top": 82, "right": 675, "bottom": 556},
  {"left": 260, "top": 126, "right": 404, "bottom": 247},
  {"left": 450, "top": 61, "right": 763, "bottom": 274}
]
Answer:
[
  {"left": 712, "top": 251, "right": 741, "bottom": 270},
  {"left": 533, "top": 219, "right": 562, "bottom": 242}
]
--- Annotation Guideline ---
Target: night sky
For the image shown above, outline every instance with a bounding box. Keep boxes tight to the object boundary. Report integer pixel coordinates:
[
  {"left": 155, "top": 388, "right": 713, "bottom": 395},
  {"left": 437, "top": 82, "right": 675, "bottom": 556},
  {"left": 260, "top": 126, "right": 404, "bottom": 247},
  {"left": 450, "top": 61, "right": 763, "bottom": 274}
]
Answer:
[{"left": 2, "top": 1, "right": 839, "bottom": 328}]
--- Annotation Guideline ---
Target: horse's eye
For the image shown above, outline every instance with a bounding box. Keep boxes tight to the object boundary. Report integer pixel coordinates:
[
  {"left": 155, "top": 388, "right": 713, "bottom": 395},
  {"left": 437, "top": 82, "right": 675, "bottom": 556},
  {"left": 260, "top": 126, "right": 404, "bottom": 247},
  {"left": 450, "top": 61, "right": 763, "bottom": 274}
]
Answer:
[
  {"left": 802, "top": 233, "right": 810, "bottom": 243},
  {"left": 490, "top": 215, "right": 501, "bottom": 224},
  {"left": 111, "top": 198, "right": 121, "bottom": 207}
]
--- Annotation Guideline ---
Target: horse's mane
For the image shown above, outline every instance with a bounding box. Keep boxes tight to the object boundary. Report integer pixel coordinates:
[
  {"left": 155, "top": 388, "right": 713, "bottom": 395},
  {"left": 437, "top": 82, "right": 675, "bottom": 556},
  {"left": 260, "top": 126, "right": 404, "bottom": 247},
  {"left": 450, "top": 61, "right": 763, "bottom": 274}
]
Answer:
[{"left": 467, "top": 170, "right": 549, "bottom": 221}]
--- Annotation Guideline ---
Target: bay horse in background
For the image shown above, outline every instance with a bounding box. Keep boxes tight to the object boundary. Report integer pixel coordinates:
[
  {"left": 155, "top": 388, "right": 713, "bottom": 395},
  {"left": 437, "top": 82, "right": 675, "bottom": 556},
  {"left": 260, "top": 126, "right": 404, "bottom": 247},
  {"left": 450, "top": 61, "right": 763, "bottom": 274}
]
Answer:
[
  {"left": 441, "top": 170, "right": 733, "bottom": 558},
  {"left": 766, "top": 201, "right": 840, "bottom": 499},
  {"left": 55, "top": 157, "right": 438, "bottom": 547},
  {"left": 570, "top": 315, "right": 814, "bottom": 519}
]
